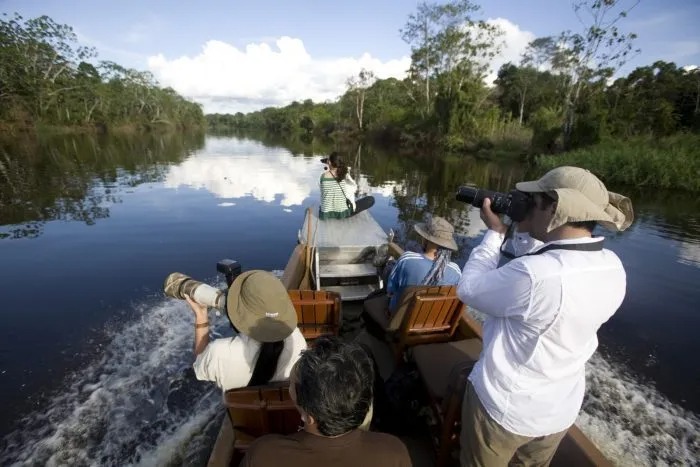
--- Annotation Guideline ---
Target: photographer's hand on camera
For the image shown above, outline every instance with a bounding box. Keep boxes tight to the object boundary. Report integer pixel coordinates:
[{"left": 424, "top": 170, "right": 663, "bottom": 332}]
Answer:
[
  {"left": 481, "top": 198, "right": 508, "bottom": 235},
  {"left": 185, "top": 294, "right": 210, "bottom": 355},
  {"left": 184, "top": 294, "right": 208, "bottom": 321}
]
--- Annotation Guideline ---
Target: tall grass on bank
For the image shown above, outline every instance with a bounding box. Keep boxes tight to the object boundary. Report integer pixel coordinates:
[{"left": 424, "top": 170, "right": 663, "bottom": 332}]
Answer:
[{"left": 534, "top": 134, "right": 700, "bottom": 192}]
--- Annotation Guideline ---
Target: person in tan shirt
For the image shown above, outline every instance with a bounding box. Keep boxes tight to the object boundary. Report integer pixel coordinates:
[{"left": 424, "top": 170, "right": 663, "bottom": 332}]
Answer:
[{"left": 241, "top": 336, "right": 412, "bottom": 467}]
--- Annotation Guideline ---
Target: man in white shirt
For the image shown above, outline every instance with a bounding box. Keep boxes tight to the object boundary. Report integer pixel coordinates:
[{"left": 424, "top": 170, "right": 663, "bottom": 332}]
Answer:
[{"left": 457, "top": 166, "right": 634, "bottom": 466}]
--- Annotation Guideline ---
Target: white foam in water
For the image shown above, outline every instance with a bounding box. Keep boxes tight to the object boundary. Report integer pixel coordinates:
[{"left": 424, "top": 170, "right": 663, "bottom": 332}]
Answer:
[
  {"left": 1, "top": 297, "right": 226, "bottom": 466},
  {"left": 131, "top": 403, "right": 222, "bottom": 467},
  {"left": 2, "top": 300, "right": 698, "bottom": 466},
  {"left": 578, "top": 353, "right": 699, "bottom": 466}
]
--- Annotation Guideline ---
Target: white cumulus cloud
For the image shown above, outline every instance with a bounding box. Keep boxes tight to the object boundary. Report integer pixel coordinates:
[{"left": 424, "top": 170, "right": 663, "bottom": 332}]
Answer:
[
  {"left": 484, "top": 17, "right": 537, "bottom": 85},
  {"left": 147, "top": 18, "right": 534, "bottom": 112},
  {"left": 148, "top": 37, "right": 410, "bottom": 113}
]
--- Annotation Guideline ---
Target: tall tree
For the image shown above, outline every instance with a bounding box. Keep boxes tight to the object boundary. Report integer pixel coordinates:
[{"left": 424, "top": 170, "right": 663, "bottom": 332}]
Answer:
[
  {"left": 401, "top": 2, "right": 441, "bottom": 116},
  {"left": 495, "top": 64, "right": 539, "bottom": 125},
  {"left": 530, "top": 0, "right": 640, "bottom": 146},
  {"left": 346, "top": 68, "right": 376, "bottom": 130},
  {"left": 401, "top": 0, "right": 501, "bottom": 118}
]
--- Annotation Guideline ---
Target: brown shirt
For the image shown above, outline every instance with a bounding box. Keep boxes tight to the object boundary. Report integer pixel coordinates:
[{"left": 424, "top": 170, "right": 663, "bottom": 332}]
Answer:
[{"left": 241, "top": 429, "right": 412, "bottom": 467}]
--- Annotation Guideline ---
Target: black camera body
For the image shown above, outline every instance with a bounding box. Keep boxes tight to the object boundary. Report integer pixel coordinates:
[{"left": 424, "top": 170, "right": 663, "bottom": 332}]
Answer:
[
  {"left": 217, "top": 259, "right": 243, "bottom": 287},
  {"left": 456, "top": 186, "right": 532, "bottom": 222}
]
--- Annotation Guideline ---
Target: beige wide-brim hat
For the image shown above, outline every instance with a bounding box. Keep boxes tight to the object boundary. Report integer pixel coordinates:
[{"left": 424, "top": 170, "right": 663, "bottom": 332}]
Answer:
[
  {"left": 414, "top": 215, "right": 458, "bottom": 251},
  {"left": 516, "top": 166, "right": 634, "bottom": 232},
  {"left": 226, "top": 270, "right": 298, "bottom": 343}
]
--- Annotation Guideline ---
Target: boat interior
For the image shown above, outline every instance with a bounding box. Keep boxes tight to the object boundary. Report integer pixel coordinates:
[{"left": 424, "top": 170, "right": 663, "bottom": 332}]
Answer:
[{"left": 207, "top": 209, "right": 612, "bottom": 467}]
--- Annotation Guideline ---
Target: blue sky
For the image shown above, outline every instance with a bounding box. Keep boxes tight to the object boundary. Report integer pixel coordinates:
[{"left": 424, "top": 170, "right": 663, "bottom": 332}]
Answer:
[{"left": 4, "top": 0, "right": 699, "bottom": 112}]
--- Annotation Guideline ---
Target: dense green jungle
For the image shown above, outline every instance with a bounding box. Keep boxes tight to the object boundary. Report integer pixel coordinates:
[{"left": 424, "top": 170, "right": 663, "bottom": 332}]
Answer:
[{"left": 1, "top": 1, "right": 699, "bottom": 190}]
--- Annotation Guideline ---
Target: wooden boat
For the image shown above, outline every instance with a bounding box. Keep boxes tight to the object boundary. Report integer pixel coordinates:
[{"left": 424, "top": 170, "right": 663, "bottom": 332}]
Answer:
[{"left": 206, "top": 209, "right": 611, "bottom": 466}]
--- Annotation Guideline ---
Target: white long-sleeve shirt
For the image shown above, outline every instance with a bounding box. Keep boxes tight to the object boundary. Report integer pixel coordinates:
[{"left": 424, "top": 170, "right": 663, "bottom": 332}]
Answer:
[
  {"left": 457, "top": 230, "right": 626, "bottom": 436},
  {"left": 193, "top": 328, "right": 307, "bottom": 391}
]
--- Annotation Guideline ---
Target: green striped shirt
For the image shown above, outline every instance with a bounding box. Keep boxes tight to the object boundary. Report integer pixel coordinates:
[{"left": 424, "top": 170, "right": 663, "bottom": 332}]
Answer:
[{"left": 319, "top": 174, "right": 352, "bottom": 220}]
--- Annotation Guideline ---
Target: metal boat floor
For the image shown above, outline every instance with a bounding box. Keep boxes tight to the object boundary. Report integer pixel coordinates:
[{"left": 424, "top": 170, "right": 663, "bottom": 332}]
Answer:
[
  {"left": 324, "top": 284, "right": 378, "bottom": 301},
  {"left": 319, "top": 263, "right": 377, "bottom": 277},
  {"left": 301, "top": 210, "right": 387, "bottom": 248}
]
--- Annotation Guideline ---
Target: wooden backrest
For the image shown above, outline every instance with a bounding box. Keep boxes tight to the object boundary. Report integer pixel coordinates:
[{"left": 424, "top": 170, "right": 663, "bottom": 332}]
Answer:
[
  {"left": 224, "top": 381, "right": 301, "bottom": 451},
  {"left": 398, "top": 285, "right": 464, "bottom": 344},
  {"left": 288, "top": 289, "right": 342, "bottom": 340},
  {"left": 280, "top": 244, "right": 309, "bottom": 290}
]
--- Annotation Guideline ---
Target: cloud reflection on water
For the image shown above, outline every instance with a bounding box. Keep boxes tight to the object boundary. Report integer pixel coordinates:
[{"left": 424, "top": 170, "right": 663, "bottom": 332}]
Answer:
[
  {"left": 164, "top": 149, "right": 405, "bottom": 208},
  {"left": 678, "top": 239, "right": 700, "bottom": 267},
  {"left": 164, "top": 153, "right": 317, "bottom": 206}
]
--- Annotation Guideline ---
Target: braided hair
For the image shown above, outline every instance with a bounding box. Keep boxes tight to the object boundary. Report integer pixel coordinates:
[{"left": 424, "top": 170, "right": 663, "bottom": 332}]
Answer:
[{"left": 421, "top": 248, "right": 453, "bottom": 286}]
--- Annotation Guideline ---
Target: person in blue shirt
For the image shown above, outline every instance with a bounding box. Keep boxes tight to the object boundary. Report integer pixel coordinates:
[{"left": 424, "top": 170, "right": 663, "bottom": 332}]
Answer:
[
  {"left": 386, "top": 216, "right": 461, "bottom": 310},
  {"left": 362, "top": 216, "right": 461, "bottom": 334}
]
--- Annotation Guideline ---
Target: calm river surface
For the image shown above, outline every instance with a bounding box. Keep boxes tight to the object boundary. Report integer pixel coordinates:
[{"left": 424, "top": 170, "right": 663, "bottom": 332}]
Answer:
[{"left": 0, "top": 132, "right": 698, "bottom": 466}]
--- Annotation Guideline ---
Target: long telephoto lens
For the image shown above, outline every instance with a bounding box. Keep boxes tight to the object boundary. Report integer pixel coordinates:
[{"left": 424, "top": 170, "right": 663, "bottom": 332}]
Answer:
[
  {"left": 456, "top": 185, "right": 532, "bottom": 222},
  {"left": 456, "top": 186, "right": 499, "bottom": 208},
  {"left": 163, "top": 272, "right": 227, "bottom": 310}
]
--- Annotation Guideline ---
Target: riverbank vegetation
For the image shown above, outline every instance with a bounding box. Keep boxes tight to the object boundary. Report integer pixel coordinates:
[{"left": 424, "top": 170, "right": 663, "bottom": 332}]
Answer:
[
  {"left": 0, "top": 13, "right": 204, "bottom": 133},
  {"left": 208, "top": 0, "right": 700, "bottom": 190},
  {"left": 535, "top": 134, "right": 700, "bottom": 192}
]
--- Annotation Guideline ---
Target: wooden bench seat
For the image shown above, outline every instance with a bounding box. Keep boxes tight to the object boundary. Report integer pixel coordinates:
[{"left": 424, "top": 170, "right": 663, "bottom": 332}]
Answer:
[{"left": 412, "top": 339, "right": 482, "bottom": 467}]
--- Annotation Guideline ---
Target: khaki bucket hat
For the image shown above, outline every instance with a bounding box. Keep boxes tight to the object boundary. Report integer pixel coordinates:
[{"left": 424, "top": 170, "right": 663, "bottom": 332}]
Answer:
[
  {"left": 414, "top": 216, "right": 458, "bottom": 251},
  {"left": 226, "top": 270, "right": 298, "bottom": 343},
  {"left": 516, "top": 166, "right": 634, "bottom": 232}
]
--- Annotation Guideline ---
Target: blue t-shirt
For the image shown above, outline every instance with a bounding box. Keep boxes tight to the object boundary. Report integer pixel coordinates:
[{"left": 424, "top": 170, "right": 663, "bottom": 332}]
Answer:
[{"left": 386, "top": 252, "right": 462, "bottom": 311}]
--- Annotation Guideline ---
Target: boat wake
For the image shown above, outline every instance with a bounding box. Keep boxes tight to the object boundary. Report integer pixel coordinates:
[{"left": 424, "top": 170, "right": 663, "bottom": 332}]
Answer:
[
  {"left": 578, "top": 353, "right": 699, "bottom": 466},
  {"left": 1, "top": 300, "right": 697, "bottom": 466},
  {"left": 0, "top": 297, "right": 227, "bottom": 466}
]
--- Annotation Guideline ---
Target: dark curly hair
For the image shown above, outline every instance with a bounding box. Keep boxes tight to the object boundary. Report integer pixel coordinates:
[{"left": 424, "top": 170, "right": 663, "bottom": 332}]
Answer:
[
  {"left": 327, "top": 152, "right": 348, "bottom": 182},
  {"left": 293, "top": 336, "right": 373, "bottom": 436}
]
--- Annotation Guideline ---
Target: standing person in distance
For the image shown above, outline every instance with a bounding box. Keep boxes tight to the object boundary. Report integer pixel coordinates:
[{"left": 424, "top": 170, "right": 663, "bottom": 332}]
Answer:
[{"left": 456, "top": 166, "right": 633, "bottom": 466}]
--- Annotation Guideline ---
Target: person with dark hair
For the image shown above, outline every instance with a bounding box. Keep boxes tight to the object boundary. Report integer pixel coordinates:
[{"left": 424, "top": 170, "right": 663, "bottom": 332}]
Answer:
[
  {"left": 184, "top": 270, "right": 307, "bottom": 391},
  {"left": 319, "top": 151, "right": 357, "bottom": 220},
  {"left": 241, "top": 336, "right": 412, "bottom": 467},
  {"left": 456, "top": 166, "right": 634, "bottom": 466}
]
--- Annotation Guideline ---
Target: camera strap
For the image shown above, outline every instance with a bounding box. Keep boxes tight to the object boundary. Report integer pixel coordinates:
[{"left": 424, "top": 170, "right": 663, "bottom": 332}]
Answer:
[
  {"left": 333, "top": 175, "right": 354, "bottom": 213},
  {"left": 500, "top": 237, "right": 604, "bottom": 260}
]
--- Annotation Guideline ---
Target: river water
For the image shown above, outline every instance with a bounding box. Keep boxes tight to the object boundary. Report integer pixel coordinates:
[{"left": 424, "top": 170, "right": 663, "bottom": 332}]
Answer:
[{"left": 0, "top": 132, "right": 697, "bottom": 466}]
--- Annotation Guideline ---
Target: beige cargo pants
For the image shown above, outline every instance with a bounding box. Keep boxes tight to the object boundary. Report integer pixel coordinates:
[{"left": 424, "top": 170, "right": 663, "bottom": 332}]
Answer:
[{"left": 460, "top": 382, "right": 568, "bottom": 467}]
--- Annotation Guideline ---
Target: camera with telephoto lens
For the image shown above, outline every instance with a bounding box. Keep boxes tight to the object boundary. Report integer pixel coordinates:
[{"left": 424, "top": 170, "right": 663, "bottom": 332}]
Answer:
[
  {"left": 456, "top": 186, "right": 533, "bottom": 222},
  {"left": 163, "top": 259, "right": 242, "bottom": 310}
]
